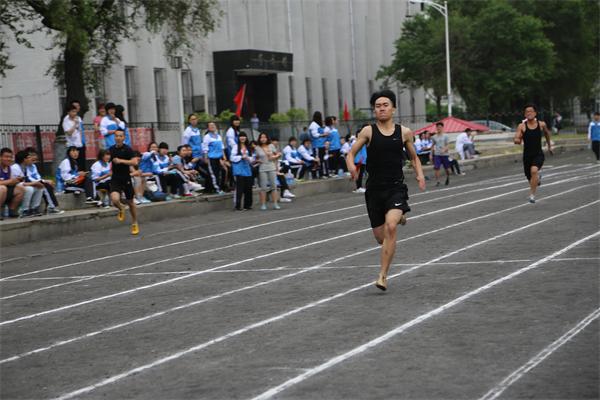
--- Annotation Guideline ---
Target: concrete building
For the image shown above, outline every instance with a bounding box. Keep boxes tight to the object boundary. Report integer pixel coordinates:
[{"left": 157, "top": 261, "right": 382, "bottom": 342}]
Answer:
[{"left": 0, "top": 0, "right": 426, "bottom": 127}]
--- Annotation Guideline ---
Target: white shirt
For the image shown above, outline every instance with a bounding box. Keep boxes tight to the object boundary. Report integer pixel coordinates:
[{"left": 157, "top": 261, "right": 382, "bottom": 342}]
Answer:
[
  {"left": 283, "top": 145, "right": 302, "bottom": 164},
  {"left": 62, "top": 115, "right": 83, "bottom": 148},
  {"left": 225, "top": 127, "right": 238, "bottom": 149},
  {"left": 91, "top": 160, "right": 112, "bottom": 183},
  {"left": 340, "top": 142, "right": 351, "bottom": 155},
  {"left": 59, "top": 158, "right": 78, "bottom": 182},
  {"left": 298, "top": 145, "right": 315, "bottom": 161}
]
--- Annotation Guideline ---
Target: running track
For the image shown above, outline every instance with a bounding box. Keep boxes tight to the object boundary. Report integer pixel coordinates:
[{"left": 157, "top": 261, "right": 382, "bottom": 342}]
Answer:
[{"left": 1, "top": 151, "right": 598, "bottom": 400}]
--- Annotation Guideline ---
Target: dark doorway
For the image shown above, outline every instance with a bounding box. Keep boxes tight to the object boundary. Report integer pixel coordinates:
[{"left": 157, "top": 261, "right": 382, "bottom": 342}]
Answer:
[{"left": 237, "top": 74, "right": 277, "bottom": 122}]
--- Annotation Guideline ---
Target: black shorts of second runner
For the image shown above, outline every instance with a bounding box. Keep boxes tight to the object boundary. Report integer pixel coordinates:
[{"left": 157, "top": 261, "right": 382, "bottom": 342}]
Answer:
[
  {"left": 523, "top": 153, "right": 544, "bottom": 181},
  {"left": 110, "top": 178, "right": 134, "bottom": 200},
  {"left": 365, "top": 182, "right": 411, "bottom": 228}
]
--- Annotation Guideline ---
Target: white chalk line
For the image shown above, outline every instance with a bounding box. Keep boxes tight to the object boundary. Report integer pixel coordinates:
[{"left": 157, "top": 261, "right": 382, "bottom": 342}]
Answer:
[
  {"left": 0, "top": 163, "right": 589, "bottom": 280},
  {"left": 1, "top": 180, "right": 597, "bottom": 366},
  {"left": 250, "top": 230, "right": 600, "bottom": 400},
  {"left": 8, "top": 257, "right": 599, "bottom": 281},
  {"left": 478, "top": 307, "right": 600, "bottom": 400},
  {"left": 3, "top": 169, "right": 596, "bottom": 324},
  {"left": 47, "top": 206, "right": 599, "bottom": 400},
  {"left": 4, "top": 169, "right": 592, "bottom": 301}
]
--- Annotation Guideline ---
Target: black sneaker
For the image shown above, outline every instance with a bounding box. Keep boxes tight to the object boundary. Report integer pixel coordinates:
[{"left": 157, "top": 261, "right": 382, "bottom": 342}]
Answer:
[
  {"left": 445, "top": 177, "right": 450, "bottom": 186},
  {"left": 31, "top": 208, "right": 43, "bottom": 216},
  {"left": 19, "top": 209, "right": 31, "bottom": 218}
]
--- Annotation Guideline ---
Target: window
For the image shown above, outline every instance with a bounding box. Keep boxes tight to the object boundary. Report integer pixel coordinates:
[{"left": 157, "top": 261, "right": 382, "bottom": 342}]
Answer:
[
  {"left": 154, "top": 68, "right": 168, "bottom": 124},
  {"left": 288, "top": 75, "right": 295, "bottom": 109},
  {"left": 181, "top": 69, "right": 193, "bottom": 115},
  {"left": 206, "top": 71, "right": 216, "bottom": 115},
  {"left": 92, "top": 65, "right": 106, "bottom": 112},
  {"left": 125, "top": 67, "right": 138, "bottom": 122},
  {"left": 321, "top": 78, "right": 328, "bottom": 116},
  {"left": 305, "top": 77, "right": 312, "bottom": 114},
  {"left": 337, "top": 78, "right": 343, "bottom": 113},
  {"left": 351, "top": 79, "right": 356, "bottom": 110}
]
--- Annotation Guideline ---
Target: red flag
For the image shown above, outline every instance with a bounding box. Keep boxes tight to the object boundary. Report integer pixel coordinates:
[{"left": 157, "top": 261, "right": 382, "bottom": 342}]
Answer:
[
  {"left": 233, "top": 84, "right": 246, "bottom": 117},
  {"left": 343, "top": 101, "right": 350, "bottom": 121}
]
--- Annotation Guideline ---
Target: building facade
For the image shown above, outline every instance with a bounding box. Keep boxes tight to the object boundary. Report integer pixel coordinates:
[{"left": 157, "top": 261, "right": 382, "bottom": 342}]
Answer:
[{"left": 0, "top": 0, "right": 426, "bottom": 125}]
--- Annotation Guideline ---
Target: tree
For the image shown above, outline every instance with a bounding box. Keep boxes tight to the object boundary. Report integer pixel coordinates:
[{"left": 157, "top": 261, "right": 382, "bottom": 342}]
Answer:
[{"left": 1, "top": 0, "right": 222, "bottom": 117}]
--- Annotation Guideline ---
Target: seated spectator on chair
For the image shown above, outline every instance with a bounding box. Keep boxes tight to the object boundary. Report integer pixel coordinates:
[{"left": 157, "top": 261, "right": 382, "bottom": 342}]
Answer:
[
  {"left": 57, "top": 146, "right": 95, "bottom": 202},
  {"left": 24, "top": 148, "right": 63, "bottom": 214},
  {"left": 153, "top": 142, "right": 184, "bottom": 199},
  {"left": 11, "top": 149, "right": 44, "bottom": 217},
  {"left": 282, "top": 137, "right": 304, "bottom": 177},
  {"left": 0, "top": 148, "right": 25, "bottom": 219},
  {"left": 297, "top": 138, "right": 319, "bottom": 180},
  {"left": 91, "top": 149, "right": 113, "bottom": 207}
]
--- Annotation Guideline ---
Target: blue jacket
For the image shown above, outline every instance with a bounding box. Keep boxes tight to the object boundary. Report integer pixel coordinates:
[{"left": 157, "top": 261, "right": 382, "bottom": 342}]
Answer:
[
  {"left": 327, "top": 128, "right": 341, "bottom": 151},
  {"left": 589, "top": 121, "right": 600, "bottom": 141},
  {"left": 230, "top": 144, "right": 254, "bottom": 177}
]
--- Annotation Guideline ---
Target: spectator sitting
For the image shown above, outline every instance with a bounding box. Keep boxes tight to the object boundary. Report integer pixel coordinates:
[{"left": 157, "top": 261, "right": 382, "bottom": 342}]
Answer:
[
  {"left": 172, "top": 144, "right": 204, "bottom": 196},
  {"left": 0, "top": 148, "right": 25, "bottom": 219},
  {"left": 152, "top": 142, "right": 184, "bottom": 200},
  {"left": 282, "top": 137, "right": 304, "bottom": 177},
  {"left": 297, "top": 138, "right": 319, "bottom": 180},
  {"left": 25, "top": 148, "right": 63, "bottom": 214},
  {"left": 455, "top": 128, "right": 476, "bottom": 160},
  {"left": 91, "top": 149, "right": 113, "bottom": 208},
  {"left": 57, "top": 146, "right": 95, "bottom": 203},
  {"left": 129, "top": 150, "right": 152, "bottom": 204},
  {"left": 11, "top": 150, "right": 44, "bottom": 217},
  {"left": 230, "top": 132, "right": 255, "bottom": 210},
  {"left": 415, "top": 131, "right": 433, "bottom": 165}
]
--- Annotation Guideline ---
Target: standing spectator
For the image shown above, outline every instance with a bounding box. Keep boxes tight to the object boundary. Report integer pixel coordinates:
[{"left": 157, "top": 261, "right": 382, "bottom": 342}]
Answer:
[
  {"left": 254, "top": 132, "right": 281, "bottom": 210},
  {"left": 309, "top": 111, "right": 329, "bottom": 178},
  {"left": 153, "top": 142, "right": 184, "bottom": 199},
  {"left": 250, "top": 113, "right": 260, "bottom": 131},
  {"left": 415, "top": 131, "right": 433, "bottom": 165},
  {"left": 62, "top": 104, "right": 86, "bottom": 170},
  {"left": 26, "top": 148, "right": 63, "bottom": 214},
  {"left": 11, "top": 150, "right": 44, "bottom": 217},
  {"left": 297, "top": 138, "right": 318, "bottom": 180},
  {"left": 431, "top": 121, "right": 452, "bottom": 186},
  {"left": 91, "top": 149, "right": 112, "bottom": 207},
  {"left": 339, "top": 134, "right": 351, "bottom": 173},
  {"left": 325, "top": 116, "right": 342, "bottom": 175},
  {"left": 69, "top": 100, "right": 87, "bottom": 170},
  {"left": 225, "top": 115, "right": 241, "bottom": 158},
  {"left": 230, "top": 132, "right": 255, "bottom": 210},
  {"left": 115, "top": 104, "right": 132, "bottom": 146},
  {"left": 203, "top": 121, "right": 227, "bottom": 194},
  {"left": 299, "top": 126, "right": 309, "bottom": 143},
  {"left": 552, "top": 111, "right": 562, "bottom": 135},
  {"left": 589, "top": 112, "right": 600, "bottom": 163},
  {"left": 93, "top": 103, "right": 106, "bottom": 149},
  {"left": 99, "top": 103, "right": 125, "bottom": 149},
  {"left": 57, "top": 146, "right": 95, "bottom": 201},
  {"left": 181, "top": 114, "right": 212, "bottom": 188},
  {"left": 283, "top": 137, "right": 304, "bottom": 177},
  {"left": 0, "top": 148, "right": 25, "bottom": 219}
]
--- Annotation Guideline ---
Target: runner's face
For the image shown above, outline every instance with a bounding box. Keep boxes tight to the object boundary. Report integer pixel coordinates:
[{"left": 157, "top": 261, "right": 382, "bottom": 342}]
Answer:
[
  {"left": 524, "top": 107, "right": 536, "bottom": 121},
  {"left": 374, "top": 97, "right": 395, "bottom": 122}
]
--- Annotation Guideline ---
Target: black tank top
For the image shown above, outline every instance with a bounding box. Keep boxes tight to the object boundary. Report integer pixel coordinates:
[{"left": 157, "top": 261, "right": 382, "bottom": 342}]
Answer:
[
  {"left": 523, "top": 120, "right": 543, "bottom": 158},
  {"left": 366, "top": 123, "right": 405, "bottom": 187}
]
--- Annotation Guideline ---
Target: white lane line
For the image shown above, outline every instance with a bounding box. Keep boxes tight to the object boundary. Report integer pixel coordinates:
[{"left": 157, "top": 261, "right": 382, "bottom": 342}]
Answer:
[
  {"left": 8, "top": 257, "right": 600, "bottom": 281},
  {"left": 478, "top": 307, "right": 600, "bottom": 400},
  {"left": 1, "top": 164, "right": 590, "bottom": 281},
  {"left": 47, "top": 209, "right": 599, "bottom": 400},
  {"left": 250, "top": 231, "right": 600, "bottom": 400},
  {"left": 1, "top": 182, "right": 596, "bottom": 365},
  {"left": 5, "top": 171, "right": 592, "bottom": 301}
]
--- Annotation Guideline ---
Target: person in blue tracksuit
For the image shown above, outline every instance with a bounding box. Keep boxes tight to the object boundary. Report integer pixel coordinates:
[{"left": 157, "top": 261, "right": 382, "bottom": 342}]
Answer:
[
  {"left": 202, "top": 122, "right": 227, "bottom": 194},
  {"left": 230, "top": 131, "right": 255, "bottom": 210},
  {"left": 324, "top": 116, "right": 342, "bottom": 174},
  {"left": 152, "top": 142, "right": 184, "bottom": 198},
  {"left": 100, "top": 103, "right": 125, "bottom": 149},
  {"left": 588, "top": 112, "right": 600, "bottom": 162},
  {"left": 308, "top": 111, "right": 329, "bottom": 178}
]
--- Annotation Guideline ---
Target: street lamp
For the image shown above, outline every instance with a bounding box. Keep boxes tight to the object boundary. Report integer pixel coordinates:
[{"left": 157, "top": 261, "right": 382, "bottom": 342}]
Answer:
[{"left": 409, "top": 0, "right": 453, "bottom": 116}]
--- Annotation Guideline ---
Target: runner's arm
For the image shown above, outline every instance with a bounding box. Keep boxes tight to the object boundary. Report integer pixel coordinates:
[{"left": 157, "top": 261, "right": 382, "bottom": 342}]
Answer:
[
  {"left": 540, "top": 121, "right": 553, "bottom": 153},
  {"left": 403, "top": 128, "right": 426, "bottom": 191},
  {"left": 513, "top": 124, "right": 524, "bottom": 145}
]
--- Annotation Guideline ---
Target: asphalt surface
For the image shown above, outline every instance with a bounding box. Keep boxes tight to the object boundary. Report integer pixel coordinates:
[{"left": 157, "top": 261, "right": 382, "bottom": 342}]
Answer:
[{"left": 1, "top": 151, "right": 599, "bottom": 400}]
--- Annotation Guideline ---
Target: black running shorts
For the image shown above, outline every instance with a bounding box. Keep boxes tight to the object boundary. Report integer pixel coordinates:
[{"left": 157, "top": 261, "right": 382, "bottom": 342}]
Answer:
[
  {"left": 110, "top": 178, "right": 134, "bottom": 200},
  {"left": 523, "top": 153, "right": 544, "bottom": 181},
  {"left": 365, "top": 182, "right": 411, "bottom": 228}
]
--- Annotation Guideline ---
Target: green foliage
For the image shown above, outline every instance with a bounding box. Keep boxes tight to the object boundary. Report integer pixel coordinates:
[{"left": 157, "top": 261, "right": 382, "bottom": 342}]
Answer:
[
  {"left": 269, "top": 113, "right": 290, "bottom": 123},
  {"left": 379, "top": 0, "right": 598, "bottom": 114},
  {"left": 352, "top": 109, "right": 370, "bottom": 120},
  {"left": 1, "top": 0, "right": 222, "bottom": 114},
  {"left": 217, "top": 109, "right": 236, "bottom": 123},
  {"left": 194, "top": 112, "right": 215, "bottom": 123},
  {"left": 286, "top": 108, "right": 308, "bottom": 121}
]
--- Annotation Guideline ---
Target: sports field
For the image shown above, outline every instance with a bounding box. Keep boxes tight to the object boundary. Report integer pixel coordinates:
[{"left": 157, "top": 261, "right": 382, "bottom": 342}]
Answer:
[{"left": 1, "top": 151, "right": 598, "bottom": 400}]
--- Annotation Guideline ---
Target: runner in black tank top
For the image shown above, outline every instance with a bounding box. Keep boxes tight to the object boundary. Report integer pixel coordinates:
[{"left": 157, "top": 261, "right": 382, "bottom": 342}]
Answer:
[
  {"left": 514, "top": 104, "right": 553, "bottom": 203},
  {"left": 346, "top": 90, "right": 426, "bottom": 291}
]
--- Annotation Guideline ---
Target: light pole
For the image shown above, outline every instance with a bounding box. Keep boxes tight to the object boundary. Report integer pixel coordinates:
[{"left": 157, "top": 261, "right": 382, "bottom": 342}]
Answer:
[{"left": 409, "top": 0, "right": 452, "bottom": 116}]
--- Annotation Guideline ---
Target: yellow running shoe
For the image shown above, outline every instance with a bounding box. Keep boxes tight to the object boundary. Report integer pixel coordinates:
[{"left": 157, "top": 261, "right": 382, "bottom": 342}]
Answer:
[
  {"left": 131, "top": 223, "right": 139, "bottom": 235},
  {"left": 117, "top": 207, "right": 125, "bottom": 222}
]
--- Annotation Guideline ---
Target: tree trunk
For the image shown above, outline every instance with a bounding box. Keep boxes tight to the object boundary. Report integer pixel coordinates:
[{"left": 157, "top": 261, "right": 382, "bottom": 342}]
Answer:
[
  {"left": 436, "top": 95, "right": 442, "bottom": 119},
  {"left": 64, "top": 39, "right": 89, "bottom": 118}
]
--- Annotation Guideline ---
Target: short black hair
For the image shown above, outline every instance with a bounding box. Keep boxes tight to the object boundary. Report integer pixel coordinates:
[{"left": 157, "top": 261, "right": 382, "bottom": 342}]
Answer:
[
  {"left": 370, "top": 89, "right": 396, "bottom": 108},
  {"left": 0, "top": 147, "right": 13, "bottom": 156},
  {"left": 97, "top": 149, "right": 110, "bottom": 160},
  {"left": 436, "top": 122, "right": 444, "bottom": 127},
  {"left": 15, "top": 150, "right": 29, "bottom": 164},
  {"left": 158, "top": 142, "right": 169, "bottom": 149},
  {"left": 325, "top": 116, "right": 334, "bottom": 126},
  {"left": 67, "top": 104, "right": 78, "bottom": 112},
  {"left": 105, "top": 102, "right": 116, "bottom": 111},
  {"left": 465, "top": 128, "right": 472, "bottom": 132},
  {"left": 177, "top": 145, "right": 185, "bottom": 152},
  {"left": 289, "top": 136, "right": 297, "bottom": 143},
  {"left": 594, "top": 112, "right": 600, "bottom": 116},
  {"left": 524, "top": 103, "right": 537, "bottom": 112}
]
